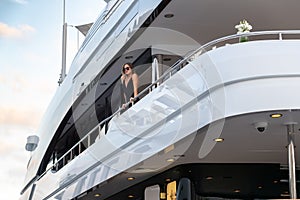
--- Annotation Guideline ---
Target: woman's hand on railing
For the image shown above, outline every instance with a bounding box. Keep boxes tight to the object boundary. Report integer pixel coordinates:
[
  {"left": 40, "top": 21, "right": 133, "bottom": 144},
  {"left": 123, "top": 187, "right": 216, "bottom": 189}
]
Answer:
[
  {"left": 121, "top": 100, "right": 132, "bottom": 110},
  {"left": 130, "top": 97, "right": 135, "bottom": 103}
]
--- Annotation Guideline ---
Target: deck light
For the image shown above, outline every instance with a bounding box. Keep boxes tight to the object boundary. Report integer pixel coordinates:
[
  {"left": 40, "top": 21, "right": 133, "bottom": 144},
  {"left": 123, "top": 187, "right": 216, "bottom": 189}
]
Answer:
[
  {"left": 127, "top": 177, "right": 135, "bottom": 181},
  {"left": 166, "top": 158, "right": 175, "bottom": 162},
  {"left": 160, "top": 192, "right": 166, "bottom": 199},
  {"left": 214, "top": 138, "right": 224, "bottom": 142},
  {"left": 281, "top": 191, "right": 290, "bottom": 197},
  {"left": 270, "top": 113, "right": 282, "bottom": 118}
]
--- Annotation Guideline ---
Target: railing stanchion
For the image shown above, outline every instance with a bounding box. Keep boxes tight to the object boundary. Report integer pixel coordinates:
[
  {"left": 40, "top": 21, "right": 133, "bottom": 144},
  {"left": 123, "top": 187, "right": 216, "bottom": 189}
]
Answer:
[
  {"left": 286, "top": 123, "right": 297, "bottom": 199},
  {"left": 279, "top": 32, "right": 283, "bottom": 40},
  {"left": 97, "top": 125, "right": 101, "bottom": 140}
]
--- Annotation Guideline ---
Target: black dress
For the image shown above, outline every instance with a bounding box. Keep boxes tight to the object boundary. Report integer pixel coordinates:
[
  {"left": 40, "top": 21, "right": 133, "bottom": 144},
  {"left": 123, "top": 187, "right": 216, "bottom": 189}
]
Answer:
[{"left": 121, "top": 77, "right": 134, "bottom": 104}]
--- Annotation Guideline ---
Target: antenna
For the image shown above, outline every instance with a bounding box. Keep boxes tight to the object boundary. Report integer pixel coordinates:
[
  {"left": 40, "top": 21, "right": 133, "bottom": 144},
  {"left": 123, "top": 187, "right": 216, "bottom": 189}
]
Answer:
[{"left": 58, "top": 0, "right": 67, "bottom": 85}]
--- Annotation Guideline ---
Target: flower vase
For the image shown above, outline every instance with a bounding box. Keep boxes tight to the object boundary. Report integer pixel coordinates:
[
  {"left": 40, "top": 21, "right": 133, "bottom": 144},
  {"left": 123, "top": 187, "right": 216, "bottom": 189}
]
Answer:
[{"left": 239, "top": 36, "right": 248, "bottom": 42}]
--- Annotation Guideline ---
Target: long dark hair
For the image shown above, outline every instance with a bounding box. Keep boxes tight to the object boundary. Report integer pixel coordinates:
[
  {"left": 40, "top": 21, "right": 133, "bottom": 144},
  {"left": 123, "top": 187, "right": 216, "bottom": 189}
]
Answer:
[{"left": 122, "top": 62, "right": 134, "bottom": 74}]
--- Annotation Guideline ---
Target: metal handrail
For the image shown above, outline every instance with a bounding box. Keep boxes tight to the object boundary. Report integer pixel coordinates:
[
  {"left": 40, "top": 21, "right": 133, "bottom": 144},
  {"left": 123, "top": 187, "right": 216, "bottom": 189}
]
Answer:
[
  {"left": 41, "top": 106, "right": 125, "bottom": 176},
  {"left": 79, "top": 0, "right": 123, "bottom": 54},
  {"left": 103, "top": 0, "right": 124, "bottom": 23},
  {"left": 44, "top": 30, "right": 300, "bottom": 176}
]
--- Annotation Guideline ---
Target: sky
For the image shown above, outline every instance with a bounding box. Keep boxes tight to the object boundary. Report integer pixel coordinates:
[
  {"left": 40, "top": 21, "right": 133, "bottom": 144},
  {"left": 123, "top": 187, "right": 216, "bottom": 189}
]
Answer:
[{"left": 0, "top": 0, "right": 106, "bottom": 199}]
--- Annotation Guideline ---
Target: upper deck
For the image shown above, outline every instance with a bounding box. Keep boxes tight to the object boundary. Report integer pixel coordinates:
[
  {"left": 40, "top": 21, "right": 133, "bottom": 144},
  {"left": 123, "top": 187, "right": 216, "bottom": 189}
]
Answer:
[
  {"left": 21, "top": 0, "right": 300, "bottom": 199},
  {"left": 23, "top": 30, "right": 300, "bottom": 200}
]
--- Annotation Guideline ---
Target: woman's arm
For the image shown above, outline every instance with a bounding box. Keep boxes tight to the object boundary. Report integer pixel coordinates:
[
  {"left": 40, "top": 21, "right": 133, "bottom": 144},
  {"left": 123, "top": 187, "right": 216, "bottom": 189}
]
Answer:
[
  {"left": 132, "top": 73, "right": 139, "bottom": 97},
  {"left": 120, "top": 75, "right": 126, "bottom": 104}
]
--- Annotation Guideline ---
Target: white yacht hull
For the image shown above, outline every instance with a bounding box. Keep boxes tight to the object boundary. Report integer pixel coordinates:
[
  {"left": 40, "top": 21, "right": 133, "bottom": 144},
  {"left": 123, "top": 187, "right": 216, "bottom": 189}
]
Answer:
[
  {"left": 25, "top": 40, "right": 300, "bottom": 199},
  {"left": 21, "top": 0, "right": 300, "bottom": 199}
]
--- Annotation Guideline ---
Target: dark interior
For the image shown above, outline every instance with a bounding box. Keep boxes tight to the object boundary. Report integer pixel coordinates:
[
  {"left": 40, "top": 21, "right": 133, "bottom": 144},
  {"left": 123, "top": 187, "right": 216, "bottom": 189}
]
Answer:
[{"left": 90, "top": 163, "right": 299, "bottom": 200}]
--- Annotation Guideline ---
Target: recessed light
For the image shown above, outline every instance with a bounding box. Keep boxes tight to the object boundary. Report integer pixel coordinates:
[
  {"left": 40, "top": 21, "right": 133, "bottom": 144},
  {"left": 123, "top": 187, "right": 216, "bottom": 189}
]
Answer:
[
  {"left": 280, "top": 193, "right": 290, "bottom": 197},
  {"left": 94, "top": 193, "right": 101, "bottom": 197},
  {"left": 165, "top": 178, "right": 171, "bottom": 182},
  {"left": 214, "top": 138, "right": 224, "bottom": 142},
  {"left": 160, "top": 192, "right": 166, "bottom": 199},
  {"left": 128, "top": 194, "right": 134, "bottom": 198},
  {"left": 270, "top": 113, "right": 282, "bottom": 118},
  {"left": 206, "top": 176, "right": 213, "bottom": 180},
  {"left": 127, "top": 177, "right": 135, "bottom": 181},
  {"left": 280, "top": 192, "right": 290, "bottom": 197},
  {"left": 273, "top": 180, "right": 278, "bottom": 184},
  {"left": 166, "top": 158, "right": 175, "bottom": 162},
  {"left": 258, "top": 186, "right": 263, "bottom": 189},
  {"left": 164, "top": 13, "right": 174, "bottom": 18},
  {"left": 234, "top": 189, "right": 240, "bottom": 193},
  {"left": 132, "top": 168, "right": 155, "bottom": 173}
]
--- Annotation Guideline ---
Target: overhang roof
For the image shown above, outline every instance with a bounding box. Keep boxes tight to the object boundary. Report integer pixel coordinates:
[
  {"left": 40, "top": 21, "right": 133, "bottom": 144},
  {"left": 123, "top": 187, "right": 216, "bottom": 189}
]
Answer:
[{"left": 75, "top": 23, "right": 93, "bottom": 36}]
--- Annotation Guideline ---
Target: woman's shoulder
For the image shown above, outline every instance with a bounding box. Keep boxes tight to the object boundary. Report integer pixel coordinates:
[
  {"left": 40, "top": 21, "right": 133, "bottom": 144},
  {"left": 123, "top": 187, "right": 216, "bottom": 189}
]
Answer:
[
  {"left": 132, "top": 73, "right": 138, "bottom": 79},
  {"left": 121, "top": 75, "right": 125, "bottom": 81}
]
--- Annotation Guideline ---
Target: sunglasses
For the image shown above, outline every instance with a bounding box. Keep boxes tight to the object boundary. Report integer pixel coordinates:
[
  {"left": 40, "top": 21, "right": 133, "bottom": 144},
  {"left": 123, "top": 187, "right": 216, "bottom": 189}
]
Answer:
[{"left": 123, "top": 67, "right": 131, "bottom": 72}]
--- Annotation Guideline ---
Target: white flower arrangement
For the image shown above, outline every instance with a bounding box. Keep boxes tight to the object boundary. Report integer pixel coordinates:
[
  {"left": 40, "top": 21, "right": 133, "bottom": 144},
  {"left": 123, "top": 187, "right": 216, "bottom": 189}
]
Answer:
[{"left": 235, "top": 19, "right": 252, "bottom": 34}]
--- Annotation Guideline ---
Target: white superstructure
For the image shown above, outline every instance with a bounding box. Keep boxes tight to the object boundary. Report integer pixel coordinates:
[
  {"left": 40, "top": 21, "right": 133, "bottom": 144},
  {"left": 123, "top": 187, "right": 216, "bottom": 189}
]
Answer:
[{"left": 21, "top": 0, "right": 300, "bottom": 199}]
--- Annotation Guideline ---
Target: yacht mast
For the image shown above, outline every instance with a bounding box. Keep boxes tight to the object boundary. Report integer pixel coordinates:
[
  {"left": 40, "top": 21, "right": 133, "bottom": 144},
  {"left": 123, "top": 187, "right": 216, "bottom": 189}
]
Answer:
[{"left": 58, "top": 0, "right": 67, "bottom": 85}]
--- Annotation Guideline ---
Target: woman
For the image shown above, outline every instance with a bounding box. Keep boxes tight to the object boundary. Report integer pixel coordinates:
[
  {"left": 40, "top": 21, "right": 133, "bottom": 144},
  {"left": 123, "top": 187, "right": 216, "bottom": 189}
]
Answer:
[{"left": 120, "top": 62, "right": 139, "bottom": 108}]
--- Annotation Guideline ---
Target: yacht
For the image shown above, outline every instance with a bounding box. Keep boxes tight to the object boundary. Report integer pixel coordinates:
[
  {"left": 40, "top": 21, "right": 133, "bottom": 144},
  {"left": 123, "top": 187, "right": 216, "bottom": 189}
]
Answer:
[{"left": 20, "top": 0, "right": 300, "bottom": 199}]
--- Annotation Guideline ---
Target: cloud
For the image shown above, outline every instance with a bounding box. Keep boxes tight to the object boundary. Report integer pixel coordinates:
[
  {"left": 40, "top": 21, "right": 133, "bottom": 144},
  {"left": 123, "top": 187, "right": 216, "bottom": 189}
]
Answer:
[
  {"left": 0, "top": 126, "right": 29, "bottom": 156},
  {"left": 0, "top": 71, "right": 55, "bottom": 95},
  {"left": 0, "top": 22, "right": 35, "bottom": 39},
  {"left": 0, "top": 72, "right": 56, "bottom": 121},
  {"left": 0, "top": 140, "right": 17, "bottom": 155},
  {"left": 0, "top": 73, "right": 30, "bottom": 93},
  {"left": 0, "top": 74, "right": 7, "bottom": 85},
  {"left": 24, "top": 51, "right": 44, "bottom": 64},
  {"left": 11, "top": 0, "right": 28, "bottom": 4},
  {"left": 0, "top": 106, "right": 42, "bottom": 128},
  {"left": 0, "top": 125, "right": 29, "bottom": 200}
]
